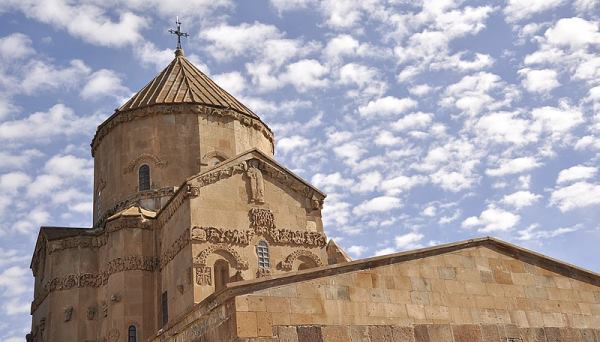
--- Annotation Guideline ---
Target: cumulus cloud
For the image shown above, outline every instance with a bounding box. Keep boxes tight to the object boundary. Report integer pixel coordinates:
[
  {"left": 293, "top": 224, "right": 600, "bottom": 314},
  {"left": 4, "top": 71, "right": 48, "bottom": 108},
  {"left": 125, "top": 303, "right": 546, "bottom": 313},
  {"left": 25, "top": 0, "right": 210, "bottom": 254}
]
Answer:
[
  {"left": 517, "top": 224, "right": 579, "bottom": 241},
  {"left": 213, "top": 72, "right": 246, "bottom": 97},
  {"left": 550, "top": 181, "right": 600, "bottom": 211},
  {"left": 392, "top": 112, "right": 433, "bottom": 131},
  {"left": 277, "top": 135, "right": 310, "bottom": 154},
  {"left": 80, "top": 69, "right": 130, "bottom": 100},
  {"left": 462, "top": 206, "right": 520, "bottom": 232},
  {"left": 518, "top": 68, "right": 560, "bottom": 93},
  {"left": 557, "top": 165, "right": 597, "bottom": 184},
  {"left": 0, "top": 104, "right": 101, "bottom": 142},
  {"left": 353, "top": 196, "right": 402, "bottom": 216},
  {"left": 501, "top": 191, "right": 542, "bottom": 209},
  {"left": 504, "top": 0, "right": 566, "bottom": 22},
  {"left": 358, "top": 96, "right": 417, "bottom": 117},
  {"left": 486, "top": 157, "right": 541, "bottom": 177},
  {"left": 1, "top": 1, "right": 147, "bottom": 47},
  {"left": 0, "top": 33, "right": 34, "bottom": 60},
  {"left": 347, "top": 245, "right": 367, "bottom": 257},
  {"left": 394, "top": 232, "right": 424, "bottom": 250},
  {"left": 545, "top": 17, "right": 600, "bottom": 50},
  {"left": 280, "top": 59, "right": 329, "bottom": 92}
]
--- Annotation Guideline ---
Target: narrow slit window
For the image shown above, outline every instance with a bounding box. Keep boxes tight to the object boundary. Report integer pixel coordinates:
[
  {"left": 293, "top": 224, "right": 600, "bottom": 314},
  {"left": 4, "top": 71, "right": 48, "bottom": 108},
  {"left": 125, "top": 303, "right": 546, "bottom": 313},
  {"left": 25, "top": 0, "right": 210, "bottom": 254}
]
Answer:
[
  {"left": 161, "top": 291, "right": 168, "bottom": 327},
  {"left": 128, "top": 325, "right": 137, "bottom": 342},
  {"left": 257, "top": 241, "right": 270, "bottom": 268},
  {"left": 138, "top": 164, "right": 150, "bottom": 191}
]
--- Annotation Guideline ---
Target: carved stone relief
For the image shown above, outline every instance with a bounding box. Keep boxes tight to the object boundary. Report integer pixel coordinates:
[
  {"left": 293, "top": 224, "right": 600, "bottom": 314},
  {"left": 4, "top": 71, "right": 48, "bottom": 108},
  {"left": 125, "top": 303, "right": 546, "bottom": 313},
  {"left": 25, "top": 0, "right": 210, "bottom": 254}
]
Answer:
[
  {"left": 123, "top": 153, "right": 168, "bottom": 174},
  {"left": 191, "top": 226, "right": 254, "bottom": 245},
  {"left": 280, "top": 250, "right": 324, "bottom": 271},
  {"left": 249, "top": 208, "right": 276, "bottom": 232},
  {"left": 64, "top": 306, "right": 73, "bottom": 322},
  {"left": 256, "top": 267, "right": 271, "bottom": 278},
  {"left": 110, "top": 294, "right": 121, "bottom": 303},
  {"left": 193, "top": 244, "right": 249, "bottom": 270},
  {"left": 159, "top": 229, "right": 190, "bottom": 270},
  {"left": 247, "top": 160, "right": 265, "bottom": 204},
  {"left": 195, "top": 266, "right": 212, "bottom": 286},
  {"left": 101, "top": 301, "right": 108, "bottom": 317},
  {"left": 87, "top": 306, "right": 96, "bottom": 320}
]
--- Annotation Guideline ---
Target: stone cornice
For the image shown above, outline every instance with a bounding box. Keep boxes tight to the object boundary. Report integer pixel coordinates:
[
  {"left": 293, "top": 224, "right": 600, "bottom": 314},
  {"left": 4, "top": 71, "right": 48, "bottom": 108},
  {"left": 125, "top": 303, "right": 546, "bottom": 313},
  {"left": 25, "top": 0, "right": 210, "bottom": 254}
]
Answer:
[
  {"left": 91, "top": 104, "right": 274, "bottom": 157},
  {"left": 189, "top": 149, "right": 326, "bottom": 204}
]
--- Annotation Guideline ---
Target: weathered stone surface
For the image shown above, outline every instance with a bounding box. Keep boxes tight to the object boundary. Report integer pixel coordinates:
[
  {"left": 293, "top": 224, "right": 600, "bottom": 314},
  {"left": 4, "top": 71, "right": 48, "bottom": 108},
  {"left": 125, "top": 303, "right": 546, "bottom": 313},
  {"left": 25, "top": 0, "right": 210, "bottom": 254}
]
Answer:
[
  {"left": 452, "top": 324, "right": 482, "bottom": 342},
  {"left": 297, "top": 326, "right": 323, "bottom": 342}
]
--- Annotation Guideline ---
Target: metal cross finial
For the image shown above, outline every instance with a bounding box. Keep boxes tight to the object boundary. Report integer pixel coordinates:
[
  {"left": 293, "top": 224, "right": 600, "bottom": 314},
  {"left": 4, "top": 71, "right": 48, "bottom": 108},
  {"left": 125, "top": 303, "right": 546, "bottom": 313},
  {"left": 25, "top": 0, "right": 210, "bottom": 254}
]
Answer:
[{"left": 169, "top": 17, "right": 189, "bottom": 50}]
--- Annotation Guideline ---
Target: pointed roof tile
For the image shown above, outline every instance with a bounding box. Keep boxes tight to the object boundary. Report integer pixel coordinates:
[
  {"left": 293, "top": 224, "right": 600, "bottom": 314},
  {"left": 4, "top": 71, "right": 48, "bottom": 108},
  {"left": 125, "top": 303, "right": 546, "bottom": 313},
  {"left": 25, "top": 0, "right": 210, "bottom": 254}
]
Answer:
[{"left": 118, "top": 50, "right": 257, "bottom": 118}]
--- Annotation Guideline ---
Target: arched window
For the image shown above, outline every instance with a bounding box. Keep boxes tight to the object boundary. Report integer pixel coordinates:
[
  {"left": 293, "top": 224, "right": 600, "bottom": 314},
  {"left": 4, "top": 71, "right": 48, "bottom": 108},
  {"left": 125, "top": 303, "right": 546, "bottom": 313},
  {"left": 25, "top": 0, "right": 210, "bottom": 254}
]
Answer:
[
  {"left": 128, "top": 325, "right": 137, "bottom": 342},
  {"left": 214, "top": 259, "right": 230, "bottom": 292},
  {"left": 257, "top": 241, "right": 270, "bottom": 269},
  {"left": 138, "top": 164, "right": 150, "bottom": 191}
]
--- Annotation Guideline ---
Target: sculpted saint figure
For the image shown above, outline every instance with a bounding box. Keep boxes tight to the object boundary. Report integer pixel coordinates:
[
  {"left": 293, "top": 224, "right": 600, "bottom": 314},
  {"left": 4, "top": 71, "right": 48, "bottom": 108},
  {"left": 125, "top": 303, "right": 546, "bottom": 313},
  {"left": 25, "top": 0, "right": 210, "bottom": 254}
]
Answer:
[{"left": 247, "top": 162, "right": 265, "bottom": 204}]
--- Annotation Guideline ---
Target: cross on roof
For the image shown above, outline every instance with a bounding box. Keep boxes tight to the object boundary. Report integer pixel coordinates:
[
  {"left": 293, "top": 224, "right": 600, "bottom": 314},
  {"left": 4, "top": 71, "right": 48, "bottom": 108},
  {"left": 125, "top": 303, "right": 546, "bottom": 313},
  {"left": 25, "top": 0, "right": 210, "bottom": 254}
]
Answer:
[{"left": 169, "top": 17, "right": 189, "bottom": 50}]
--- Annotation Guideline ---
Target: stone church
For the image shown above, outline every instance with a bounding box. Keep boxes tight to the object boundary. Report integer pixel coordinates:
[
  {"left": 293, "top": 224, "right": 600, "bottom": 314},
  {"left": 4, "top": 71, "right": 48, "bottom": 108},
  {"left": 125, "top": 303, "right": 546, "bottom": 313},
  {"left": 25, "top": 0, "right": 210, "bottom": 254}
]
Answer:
[{"left": 28, "top": 47, "right": 600, "bottom": 341}]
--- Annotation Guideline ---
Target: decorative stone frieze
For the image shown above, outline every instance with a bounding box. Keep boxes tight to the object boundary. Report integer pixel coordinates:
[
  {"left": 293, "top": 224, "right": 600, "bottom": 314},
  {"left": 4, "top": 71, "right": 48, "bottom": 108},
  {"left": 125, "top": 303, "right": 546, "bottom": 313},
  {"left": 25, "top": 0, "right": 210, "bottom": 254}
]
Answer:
[
  {"left": 280, "top": 250, "right": 324, "bottom": 271},
  {"left": 249, "top": 208, "right": 276, "bottom": 232},
  {"left": 256, "top": 267, "right": 271, "bottom": 278},
  {"left": 192, "top": 157, "right": 325, "bottom": 204},
  {"left": 193, "top": 244, "right": 249, "bottom": 270},
  {"left": 159, "top": 229, "right": 191, "bottom": 270},
  {"left": 91, "top": 104, "right": 274, "bottom": 157},
  {"left": 94, "top": 186, "right": 176, "bottom": 229},
  {"left": 123, "top": 153, "right": 167, "bottom": 173},
  {"left": 190, "top": 226, "right": 254, "bottom": 245},
  {"left": 250, "top": 208, "right": 326, "bottom": 247},
  {"left": 155, "top": 184, "right": 199, "bottom": 231},
  {"left": 48, "top": 235, "right": 107, "bottom": 255}
]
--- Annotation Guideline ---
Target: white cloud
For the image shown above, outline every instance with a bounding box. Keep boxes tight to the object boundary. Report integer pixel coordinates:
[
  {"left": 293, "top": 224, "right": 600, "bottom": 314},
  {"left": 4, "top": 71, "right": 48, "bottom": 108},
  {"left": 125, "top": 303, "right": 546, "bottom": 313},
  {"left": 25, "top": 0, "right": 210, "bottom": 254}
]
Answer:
[
  {"left": 518, "top": 68, "right": 560, "bottom": 93},
  {"left": 440, "top": 72, "right": 514, "bottom": 116},
  {"left": 0, "top": 149, "right": 43, "bottom": 170},
  {"left": 504, "top": 0, "right": 566, "bottom": 22},
  {"left": 408, "top": 84, "right": 432, "bottom": 96},
  {"left": 394, "top": 232, "right": 424, "bottom": 250},
  {"left": 392, "top": 112, "right": 433, "bottom": 131},
  {"left": 374, "top": 247, "right": 396, "bottom": 256},
  {"left": 374, "top": 131, "right": 402, "bottom": 146},
  {"left": 0, "top": 104, "right": 101, "bottom": 142},
  {"left": 277, "top": 135, "right": 310, "bottom": 154},
  {"left": 517, "top": 224, "right": 579, "bottom": 241},
  {"left": 134, "top": 42, "right": 176, "bottom": 71},
  {"left": 353, "top": 171, "right": 382, "bottom": 193},
  {"left": 531, "top": 105, "right": 584, "bottom": 137},
  {"left": 213, "top": 72, "right": 246, "bottom": 97},
  {"left": 44, "top": 154, "right": 93, "bottom": 179},
  {"left": 462, "top": 206, "right": 520, "bottom": 232},
  {"left": 545, "top": 17, "right": 600, "bottom": 50},
  {"left": 475, "top": 111, "right": 537, "bottom": 145},
  {"left": 202, "top": 22, "right": 281, "bottom": 59},
  {"left": 2, "top": 1, "right": 147, "bottom": 47},
  {"left": 347, "top": 245, "right": 367, "bottom": 257},
  {"left": 321, "top": 193, "right": 351, "bottom": 226},
  {"left": 353, "top": 196, "right": 402, "bottom": 216},
  {"left": 358, "top": 96, "right": 417, "bottom": 117},
  {"left": 557, "top": 165, "right": 597, "bottom": 184},
  {"left": 486, "top": 157, "right": 541, "bottom": 177},
  {"left": 550, "top": 181, "right": 600, "bottom": 211},
  {"left": 280, "top": 59, "right": 329, "bottom": 92},
  {"left": 380, "top": 175, "right": 427, "bottom": 196},
  {"left": 573, "top": 0, "right": 599, "bottom": 12},
  {"left": 20, "top": 59, "right": 91, "bottom": 94},
  {"left": 333, "top": 142, "right": 366, "bottom": 165},
  {"left": 80, "top": 69, "right": 130, "bottom": 100},
  {"left": 311, "top": 172, "right": 353, "bottom": 192},
  {"left": 501, "top": 191, "right": 542, "bottom": 209},
  {"left": 0, "top": 33, "right": 34, "bottom": 60},
  {"left": 0, "top": 266, "right": 29, "bottom": 297}
]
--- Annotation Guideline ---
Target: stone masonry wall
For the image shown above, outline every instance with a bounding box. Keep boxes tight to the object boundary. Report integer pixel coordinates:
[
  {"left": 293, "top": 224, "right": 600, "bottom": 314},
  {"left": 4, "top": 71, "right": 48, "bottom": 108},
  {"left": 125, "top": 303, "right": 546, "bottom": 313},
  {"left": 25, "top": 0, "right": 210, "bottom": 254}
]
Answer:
[{"left": 230, "top": 245, "right": 600, "bottom": 341}]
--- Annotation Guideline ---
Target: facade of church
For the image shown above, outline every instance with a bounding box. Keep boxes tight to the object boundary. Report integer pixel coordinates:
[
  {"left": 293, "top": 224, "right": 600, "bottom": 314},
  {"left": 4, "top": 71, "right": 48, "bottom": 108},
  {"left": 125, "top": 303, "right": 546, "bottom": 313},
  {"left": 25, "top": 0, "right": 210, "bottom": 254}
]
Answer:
[{"left": 28, "top": 49, "right": 600, "bottom": 342}]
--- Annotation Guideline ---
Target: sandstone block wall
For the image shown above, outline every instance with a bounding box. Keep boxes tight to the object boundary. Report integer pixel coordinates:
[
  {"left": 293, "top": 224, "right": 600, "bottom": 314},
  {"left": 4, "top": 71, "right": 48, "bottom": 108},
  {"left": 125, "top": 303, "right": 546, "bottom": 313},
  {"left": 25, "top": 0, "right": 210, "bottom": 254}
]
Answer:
[{"left": 228, "top": 246, "right": 600, "bottom": 340}]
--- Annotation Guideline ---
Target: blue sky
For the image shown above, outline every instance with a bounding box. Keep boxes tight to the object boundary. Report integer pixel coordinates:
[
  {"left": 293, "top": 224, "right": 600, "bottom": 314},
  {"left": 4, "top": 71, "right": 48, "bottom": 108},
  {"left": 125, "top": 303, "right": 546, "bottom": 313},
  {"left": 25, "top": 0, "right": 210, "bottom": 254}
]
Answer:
[{"left": 1, "top": 0, "right": 600, "bottom": 340}]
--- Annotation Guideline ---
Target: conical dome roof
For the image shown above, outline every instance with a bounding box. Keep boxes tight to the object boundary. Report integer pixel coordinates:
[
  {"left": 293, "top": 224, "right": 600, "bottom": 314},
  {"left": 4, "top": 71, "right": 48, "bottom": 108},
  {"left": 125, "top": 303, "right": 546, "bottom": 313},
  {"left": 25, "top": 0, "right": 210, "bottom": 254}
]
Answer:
[{"left": 118, "top": 49, "right": 257, "bottom": 118}]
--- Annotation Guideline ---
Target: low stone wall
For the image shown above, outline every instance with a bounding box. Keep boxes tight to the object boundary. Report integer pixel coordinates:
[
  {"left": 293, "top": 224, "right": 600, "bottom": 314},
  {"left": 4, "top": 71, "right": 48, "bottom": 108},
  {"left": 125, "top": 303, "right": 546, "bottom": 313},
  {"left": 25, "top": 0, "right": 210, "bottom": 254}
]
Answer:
[{"left": 239, "top": 324, "right": 600, "bottom": 342}]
